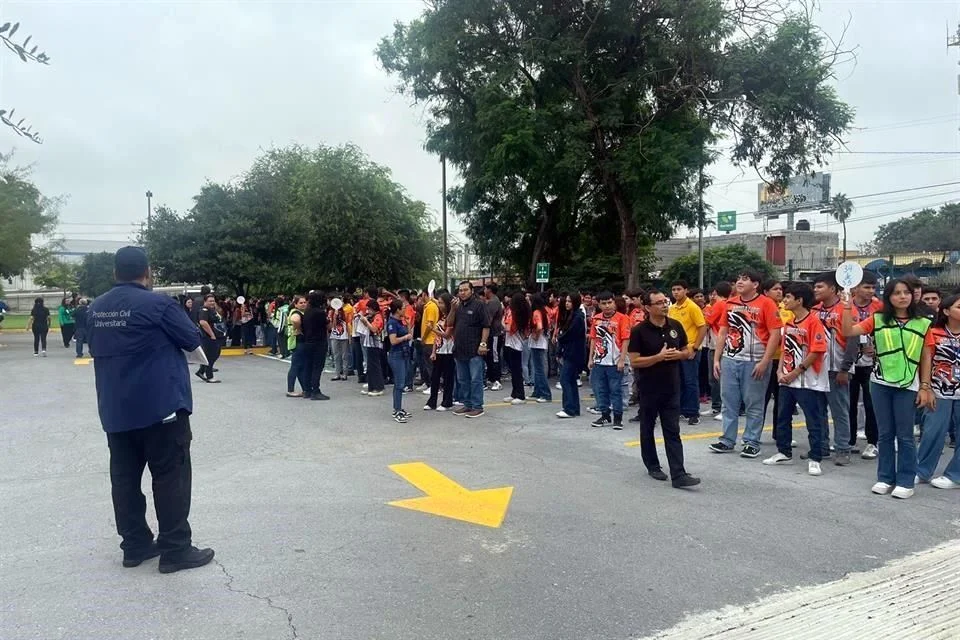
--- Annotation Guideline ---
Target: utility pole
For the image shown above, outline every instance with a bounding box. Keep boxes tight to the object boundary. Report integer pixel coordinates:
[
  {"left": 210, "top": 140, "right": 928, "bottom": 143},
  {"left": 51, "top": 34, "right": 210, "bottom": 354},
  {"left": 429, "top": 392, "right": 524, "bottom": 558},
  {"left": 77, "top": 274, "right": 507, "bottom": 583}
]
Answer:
[
  {"left": 441, "top": 157, "right": 448, "bottom": 291},
  {"left": 145, "top": 190, "right": 153, "bottom": 240},
  {"left": 697, "top": 165, "right": 705, "bottom": 289}
]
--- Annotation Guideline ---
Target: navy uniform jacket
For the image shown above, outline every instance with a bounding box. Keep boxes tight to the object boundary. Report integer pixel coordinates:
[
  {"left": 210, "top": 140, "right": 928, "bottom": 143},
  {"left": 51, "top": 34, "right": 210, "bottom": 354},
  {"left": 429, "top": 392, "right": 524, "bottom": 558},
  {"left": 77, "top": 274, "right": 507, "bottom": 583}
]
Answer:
[{"left": 88, "top": 282, "right": 201, "bottom": 433}]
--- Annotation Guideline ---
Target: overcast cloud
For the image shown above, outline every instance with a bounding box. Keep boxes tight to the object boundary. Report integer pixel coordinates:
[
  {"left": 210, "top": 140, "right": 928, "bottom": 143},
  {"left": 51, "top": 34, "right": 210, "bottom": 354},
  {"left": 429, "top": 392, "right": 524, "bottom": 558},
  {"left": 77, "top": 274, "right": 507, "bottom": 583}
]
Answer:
[{"left": 5, "top": 0, "right": 960, "bottom": 251}]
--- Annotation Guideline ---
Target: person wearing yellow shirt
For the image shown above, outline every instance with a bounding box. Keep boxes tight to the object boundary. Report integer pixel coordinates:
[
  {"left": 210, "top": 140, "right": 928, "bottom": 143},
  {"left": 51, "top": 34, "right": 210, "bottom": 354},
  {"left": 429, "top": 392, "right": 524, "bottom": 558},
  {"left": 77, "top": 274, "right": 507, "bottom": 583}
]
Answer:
[
  {"left": 419, "top": 290, "right": 441, "bottom": 393},
  {"left": 669, "top": 281, "right": 708, "bottom": 425}
]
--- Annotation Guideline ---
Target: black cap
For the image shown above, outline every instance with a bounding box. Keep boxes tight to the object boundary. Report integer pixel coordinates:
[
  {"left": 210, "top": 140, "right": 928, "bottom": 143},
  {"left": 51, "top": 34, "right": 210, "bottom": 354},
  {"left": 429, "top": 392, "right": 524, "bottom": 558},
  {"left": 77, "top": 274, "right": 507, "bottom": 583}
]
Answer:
[{"left": 114, "top": 246, "right": 149, "bottom": 281}]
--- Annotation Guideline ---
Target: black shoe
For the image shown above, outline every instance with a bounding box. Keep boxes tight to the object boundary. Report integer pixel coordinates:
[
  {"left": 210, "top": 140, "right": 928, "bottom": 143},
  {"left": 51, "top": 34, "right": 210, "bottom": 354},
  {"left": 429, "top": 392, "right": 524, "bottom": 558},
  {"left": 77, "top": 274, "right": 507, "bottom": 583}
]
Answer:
[
  {"left": 799, "top": 451, "right": 831, "bottom": 460},
  {"left": 648, "top": 469, "right": 668, "bottom": 481},
  {"left": 212, "top": 368, "right": 219, "bottom": 373},
  {"left": 194, "top": 370, "right": 205, "bottom": 381},
  {"left": 122, "top": 542, "right": 160, "bottom": 568},
  {"left": 158, "top": 546, "right": 215, "bottom": 574},
  {"left": 709, "top": 441, "right": 734, "bottom": 453},
  {"left": 629, "top": 414, "right": 643, "bottom": 423},
  {"left": 612, "top": 419, "right": 623, "bottom": 430},
  {"left": 672, "top": 474, "right": 702, "bottom": 489},
  {"left": 311, "top": 393, "right": 330, "bottom": 401},
  {"left": 740, "top": 444, "right": 761, "bottom": 458},
  {"left": 591, "top": 416, "right": 611, "bottom": 428},
  {"left": 688, "top": 416, "right": 700, "bottom": 426}
]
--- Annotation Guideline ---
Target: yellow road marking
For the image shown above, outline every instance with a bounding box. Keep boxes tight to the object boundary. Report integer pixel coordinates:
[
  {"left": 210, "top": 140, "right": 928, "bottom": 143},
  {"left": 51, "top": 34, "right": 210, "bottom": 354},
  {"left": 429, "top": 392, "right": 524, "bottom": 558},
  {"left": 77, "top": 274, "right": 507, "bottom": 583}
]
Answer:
[
  {"left": 625, "top": 422, "right": 818, "bottom": 446},
  {"left": 74, "top": 358, "right": 92, "bottom": 365},
  {"left": 388, "top": 462, "right": 514, "bottom": 528}
]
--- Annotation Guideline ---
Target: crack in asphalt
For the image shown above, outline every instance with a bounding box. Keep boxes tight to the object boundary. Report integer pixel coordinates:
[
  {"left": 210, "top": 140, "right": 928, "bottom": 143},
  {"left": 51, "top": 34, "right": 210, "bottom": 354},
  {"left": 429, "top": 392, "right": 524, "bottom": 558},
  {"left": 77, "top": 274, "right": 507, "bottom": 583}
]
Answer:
[{"left": 214, "top": 559, "right": 299, "bottom": 639}]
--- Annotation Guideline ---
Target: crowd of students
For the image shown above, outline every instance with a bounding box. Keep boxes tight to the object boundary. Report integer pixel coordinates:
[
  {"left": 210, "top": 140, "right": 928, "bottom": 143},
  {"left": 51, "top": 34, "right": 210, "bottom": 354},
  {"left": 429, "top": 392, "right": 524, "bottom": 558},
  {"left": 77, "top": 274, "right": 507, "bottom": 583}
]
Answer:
[{"left": 170, "top": 268, "right": 959, "bottom": 498}]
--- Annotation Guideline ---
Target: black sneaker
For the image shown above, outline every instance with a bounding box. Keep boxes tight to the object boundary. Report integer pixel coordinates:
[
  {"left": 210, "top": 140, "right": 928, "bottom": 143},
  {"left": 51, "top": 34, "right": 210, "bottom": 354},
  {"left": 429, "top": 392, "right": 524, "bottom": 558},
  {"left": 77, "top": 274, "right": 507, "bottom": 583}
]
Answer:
[
  {"left": 311, "top": 393, "right": 330, "bottom": 401},
  {"left": 122, "top": 542, "right": 160, "bottom": 568},
  {"left": 709, "top": 441, "right": 734, "bottom": 453},
  {"left": 612, "top": 416, "right": 623, "bottom": 430},
  {"left": 648, "top": 469, "right": 668, "bottom": 481},
  {"left": 672, "top": 474, "right": 702, "bottom": 489},
  {"left": 799, "top": 451, "right": 831, "bottom": 460},
  {"left": 158, "top": 546, "right": 215, "bottom": 574},
  {"left": 591, "top": 416, "right": 611, "bottom": 428},
  {"left": 688, "top": 416, "right": 700, "bottom": 426},
  {"left": 629, "top": 414, "right": 643, "bottom": 423},
  {"left": 740, "top": 445, "right": 761, "bottom": 458},
  {"left": 393, "top": 412, "right": 408, "bottom": 424}
]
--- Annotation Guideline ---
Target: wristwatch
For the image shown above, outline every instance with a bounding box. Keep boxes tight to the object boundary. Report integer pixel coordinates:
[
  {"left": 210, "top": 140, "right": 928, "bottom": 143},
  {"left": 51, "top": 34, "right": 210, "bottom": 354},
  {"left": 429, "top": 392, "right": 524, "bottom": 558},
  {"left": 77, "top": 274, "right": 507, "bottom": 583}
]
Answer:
[{"left": 479, "top": 342, "right": 488, "bottom": 348}]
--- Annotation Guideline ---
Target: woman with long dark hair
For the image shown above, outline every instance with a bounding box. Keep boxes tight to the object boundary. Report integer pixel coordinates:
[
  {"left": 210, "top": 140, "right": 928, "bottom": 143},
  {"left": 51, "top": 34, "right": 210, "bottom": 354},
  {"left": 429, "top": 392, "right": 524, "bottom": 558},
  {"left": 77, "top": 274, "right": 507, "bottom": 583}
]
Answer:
[
  {"left": 387, "top": 298, "right": 414, "bottom": 423},
  {"left": 556, "top": 293, "right": 585, "bottom": 418},
  {"left": 917, "top": 292, "right": 960, "bottom": 487},
  {"left": 503, "top": 292, "right": 531, "bottom": 404},
  {"left": 302, "top": 290, "right": 330, "bottom": 401},
  {"left": 330, "top": 300, "right": 350, "bottom": 381},
  {"left": 360, "top": 299, "right": 385, "bottom": 397},
  {"left": 195, "top": 294, "right": 223, "bottom": 383},
  {"left": 529, "top": 293, "right": 552, "bottom": 402},
  {"left": 26, "top": 297, "right": 51, "bottom": 356},
  {"left": 843, "top": 279, "right": 932, "bottom": 499},
  {"left": 58, "top": 297, "right": 76, "bottom": 348},
  {"left": 425, "top": 292, "right": 456, "bottom": 411}
]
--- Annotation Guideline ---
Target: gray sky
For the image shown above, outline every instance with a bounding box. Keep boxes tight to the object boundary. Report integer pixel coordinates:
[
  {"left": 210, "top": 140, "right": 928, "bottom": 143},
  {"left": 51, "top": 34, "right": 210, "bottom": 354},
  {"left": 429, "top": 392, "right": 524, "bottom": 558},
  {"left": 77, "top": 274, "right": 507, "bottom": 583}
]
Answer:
[{"left": 5, "top": 0, "right": 960, "bottom": 252}]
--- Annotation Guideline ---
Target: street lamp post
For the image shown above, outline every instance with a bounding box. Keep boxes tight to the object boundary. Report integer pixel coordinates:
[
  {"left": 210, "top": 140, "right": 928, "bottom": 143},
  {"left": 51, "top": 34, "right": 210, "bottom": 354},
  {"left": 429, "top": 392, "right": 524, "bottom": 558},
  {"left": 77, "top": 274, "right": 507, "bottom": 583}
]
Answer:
[
  {"left": 145, "top": 190, "right": 153, "bottom": 234},
  {"left": 441, "top": 157, "right": 448, "bottom": 291}
]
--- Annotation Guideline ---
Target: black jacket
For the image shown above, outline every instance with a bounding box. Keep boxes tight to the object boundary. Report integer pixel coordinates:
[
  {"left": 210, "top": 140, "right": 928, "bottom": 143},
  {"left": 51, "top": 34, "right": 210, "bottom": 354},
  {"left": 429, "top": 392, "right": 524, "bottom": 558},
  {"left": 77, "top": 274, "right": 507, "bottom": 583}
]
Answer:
[{"left": 557, "top": 309, "right": 586, "bottom": 365}]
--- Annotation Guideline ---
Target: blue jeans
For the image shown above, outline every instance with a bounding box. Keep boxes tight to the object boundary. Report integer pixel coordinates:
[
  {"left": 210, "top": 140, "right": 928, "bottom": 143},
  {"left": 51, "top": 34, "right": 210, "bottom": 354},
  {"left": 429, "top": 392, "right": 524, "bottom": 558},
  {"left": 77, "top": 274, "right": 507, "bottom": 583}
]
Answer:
[
  {"left": 560, "top": 359, "right": 581, "bottom": 416},
  {"left": 531, "top": 348, "right": 551, "bottom": 400},
  {"left": 679, "top": 351, "right": 701, "bottom": 417},
  {"left": 775, "top": 386, "right": 827, "bottom": 460},
  {"left": 74, "top": 327, "right": 87, "bottom": 357},
  {"left": 872, "top": 381, "right": 918, "bottom": 488},
  {"left": 389, "top": 352, "right": 408, "bottom": 412},
  {"left": 621, "top": 366, "right": 633, "bottom": 413},
  {"left": 265, "top": 324, "right": 278, "bottom": 353},
  {"left": 719, "top": 358, "right": 770, "bottom": 448},
  {"left": 455, "top": 356, "right": 485, "bottom": 411},
  {"left": 821, "top": 371, "right": 852, "bottom": 454},
  {"left": 917, "top": 398, "right": 960, "bottom": 481},
  {"left": 287, "top": 346, "right": 309, "bottom": 393},
  {"left": 592, "top": 365, "right": 623, "bottom": 418}
]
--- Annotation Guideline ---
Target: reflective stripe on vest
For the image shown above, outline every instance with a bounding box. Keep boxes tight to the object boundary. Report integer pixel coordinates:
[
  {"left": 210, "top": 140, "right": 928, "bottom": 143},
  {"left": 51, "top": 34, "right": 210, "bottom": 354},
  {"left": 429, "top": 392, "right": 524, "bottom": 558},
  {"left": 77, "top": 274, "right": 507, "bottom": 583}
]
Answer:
[{"left": 873, "top": 313, "right": 931, "bottom": 389}]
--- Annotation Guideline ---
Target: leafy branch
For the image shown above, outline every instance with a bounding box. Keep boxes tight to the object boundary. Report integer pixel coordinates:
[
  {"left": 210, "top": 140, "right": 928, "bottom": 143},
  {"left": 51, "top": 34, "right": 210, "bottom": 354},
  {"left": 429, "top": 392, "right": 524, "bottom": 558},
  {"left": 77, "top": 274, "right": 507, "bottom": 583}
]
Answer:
[{"left": 0, "top": 21, "right": 50, "bottom": 144}]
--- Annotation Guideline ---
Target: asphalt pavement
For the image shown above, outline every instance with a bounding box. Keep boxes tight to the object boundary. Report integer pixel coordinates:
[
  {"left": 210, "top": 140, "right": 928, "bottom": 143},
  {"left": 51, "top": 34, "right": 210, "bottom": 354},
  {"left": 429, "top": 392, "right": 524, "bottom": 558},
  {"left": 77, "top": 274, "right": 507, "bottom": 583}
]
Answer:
[{"left": 2, "top": 331, "right": 959, "bottom": 640}]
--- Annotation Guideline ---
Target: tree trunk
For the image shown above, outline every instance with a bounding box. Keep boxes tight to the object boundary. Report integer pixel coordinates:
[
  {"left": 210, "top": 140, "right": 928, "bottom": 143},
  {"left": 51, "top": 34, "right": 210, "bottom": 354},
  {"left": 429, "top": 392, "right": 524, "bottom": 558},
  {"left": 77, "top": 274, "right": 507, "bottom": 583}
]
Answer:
[
  {"left": 841, "top": 222, "right": 847, "bottom": 262},
  {"left": 620, "top": 213, "right": 639, "bottom": 290},
  {"left": 528, "top": 197, "right": 555, "bottom": 287}
]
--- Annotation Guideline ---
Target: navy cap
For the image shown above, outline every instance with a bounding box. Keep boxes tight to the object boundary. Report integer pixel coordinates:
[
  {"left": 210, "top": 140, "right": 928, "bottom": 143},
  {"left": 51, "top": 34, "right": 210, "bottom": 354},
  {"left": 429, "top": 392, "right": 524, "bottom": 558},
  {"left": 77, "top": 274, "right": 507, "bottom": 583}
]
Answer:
[{"left": 114, "top": 246, "right": 149, "bottom": 281}]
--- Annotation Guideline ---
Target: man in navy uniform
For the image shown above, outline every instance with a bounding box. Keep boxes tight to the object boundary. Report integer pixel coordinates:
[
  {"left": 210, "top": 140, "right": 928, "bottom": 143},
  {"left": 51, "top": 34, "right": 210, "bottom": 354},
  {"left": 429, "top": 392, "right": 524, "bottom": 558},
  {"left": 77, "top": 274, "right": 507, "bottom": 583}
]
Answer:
[{"left": 88, "top": 246, "right": 215, "bottom": 573}]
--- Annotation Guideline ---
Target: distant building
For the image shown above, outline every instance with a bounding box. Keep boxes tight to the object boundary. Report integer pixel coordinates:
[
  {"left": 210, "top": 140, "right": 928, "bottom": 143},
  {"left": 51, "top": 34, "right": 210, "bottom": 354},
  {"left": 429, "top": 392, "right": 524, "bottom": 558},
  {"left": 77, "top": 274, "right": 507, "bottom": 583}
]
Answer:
[
  {"left": 4, "top": 239, "right": 131, "bottom": 292},
  {"left": 654, "top": 229, "right": 841, "bottom": 280}
]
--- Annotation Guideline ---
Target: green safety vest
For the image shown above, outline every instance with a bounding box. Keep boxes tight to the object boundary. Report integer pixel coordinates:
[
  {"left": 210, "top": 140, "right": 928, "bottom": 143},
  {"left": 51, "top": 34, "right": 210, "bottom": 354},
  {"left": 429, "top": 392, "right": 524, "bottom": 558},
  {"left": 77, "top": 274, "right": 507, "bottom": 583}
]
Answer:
[
  {"left": 873, "top": 313, "right": 932, "bottom": 389},
  {"left": 287, "top": 309, "right": 303, "bottom": 352}
]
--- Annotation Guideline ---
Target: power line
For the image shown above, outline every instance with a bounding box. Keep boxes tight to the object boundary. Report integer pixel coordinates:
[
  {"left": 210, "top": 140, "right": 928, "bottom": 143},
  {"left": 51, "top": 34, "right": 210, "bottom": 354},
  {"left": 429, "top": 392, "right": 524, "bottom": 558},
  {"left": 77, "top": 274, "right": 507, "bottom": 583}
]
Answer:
[{"left": 836, "top": 151, "right": 960, "bottom": 155}]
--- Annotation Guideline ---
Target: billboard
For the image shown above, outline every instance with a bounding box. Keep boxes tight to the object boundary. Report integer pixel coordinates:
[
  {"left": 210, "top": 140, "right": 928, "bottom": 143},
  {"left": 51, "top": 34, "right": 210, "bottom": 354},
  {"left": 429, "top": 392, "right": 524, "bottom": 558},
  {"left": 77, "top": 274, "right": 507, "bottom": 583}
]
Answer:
[{"left": 756, "top": 172, "right": 831, "bottom": 218}]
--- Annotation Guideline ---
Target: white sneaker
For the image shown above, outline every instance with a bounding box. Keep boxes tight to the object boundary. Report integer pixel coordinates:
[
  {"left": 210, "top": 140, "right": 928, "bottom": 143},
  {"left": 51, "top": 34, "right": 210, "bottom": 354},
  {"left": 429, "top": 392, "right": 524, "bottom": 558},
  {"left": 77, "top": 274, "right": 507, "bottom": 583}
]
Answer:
[
  {"left": 555, "top": 382, "right": 562, "bottom": 390},
  {"left": 33, "top": 352, "right": 38, "bottom": 357},
  {"left": 763, "top": 452, "right": 793, "bottom": 465},
  {"left": 932, "top": 476, "right": 960, "bottom": 489},
  {"left": 423, "top": 405, "right": 433, "bottom": 411},
  {"left": 362, "top": 383, "right": 368, "bottom": 390},
  {"left": 713, "top": 413, "right": 723, "bottom": 421},
  {"left": 791, "top": 440, "right": 797, "bottom": 447},
  {"left": 41, "top": 350, "right": 47, "bottom": 357},
  {"left": 700, "top": 409, "right": 713, "bottom": 416},
  {"left": 857, "top": 430, "right": 866, "bottom": 441},
  {"left": 422, "top": 389, "right": 431, "bottom": 395},
  {"left": 491, "top": 381, "right": 502, "bottom": 391},
  {"left": 510, "top": 398, "right": 525, "bottom": 405},
  {"left": 861, "top": 444, "right": 878, "bottom": 459},
  {"left": 577, "top": 379, "right": 582, "bottom": 387},
  {"left": 556, "top": 411, "right": 574, "bottom": 419},
  {"left": 435, "top": 406, "right": 448, "bottom": 412},
  {"left": 360, "top": 389, "right": 369, "bottom": 395},
  {"left": 587, "top": 407, "right": 601, "bottom": 415},
  {"left": 368, "top": 390, "right": 384, "bottom": 397},
  {"left": 808, "top": 461, "right": 822, "bottom": 476},
  {"left": 872, "top": 482, "right": 894, "bottom": 495},
  {"left": 536, "top": 398, "right": 549, "bottom": 403},
  {"left": 892, "top": 486, "right": 914, "bottom": 499},
  {"left": 503, "top": 397, "right": 515, "bottom": 403},
  {"left": 453, "top": 401, "right": 464, "bottom": 407}
]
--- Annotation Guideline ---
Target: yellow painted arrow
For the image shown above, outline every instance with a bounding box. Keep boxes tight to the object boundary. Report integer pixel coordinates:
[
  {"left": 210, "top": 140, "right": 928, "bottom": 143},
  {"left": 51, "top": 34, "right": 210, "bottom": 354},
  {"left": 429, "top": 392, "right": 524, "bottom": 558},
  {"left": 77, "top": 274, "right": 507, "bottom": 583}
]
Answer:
[{"left": 388, "top": 462, "right": 514, "bottom": 528}]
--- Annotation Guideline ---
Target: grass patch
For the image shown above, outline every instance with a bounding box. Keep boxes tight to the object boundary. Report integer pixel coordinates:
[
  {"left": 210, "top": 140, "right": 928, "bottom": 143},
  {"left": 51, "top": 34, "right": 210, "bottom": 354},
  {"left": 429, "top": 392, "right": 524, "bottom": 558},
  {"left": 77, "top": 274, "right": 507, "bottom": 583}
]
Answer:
[{"left": 0, "top": 315, "right": 61, "bottom": 331}]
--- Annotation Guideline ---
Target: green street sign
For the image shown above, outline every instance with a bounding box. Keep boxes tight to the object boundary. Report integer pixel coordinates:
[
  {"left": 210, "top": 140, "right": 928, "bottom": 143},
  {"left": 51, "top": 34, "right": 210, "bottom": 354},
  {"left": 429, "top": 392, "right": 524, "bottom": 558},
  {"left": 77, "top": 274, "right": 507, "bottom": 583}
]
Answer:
[
  {"left": 535, "top": 262, "right": 550, "bottom": 283},
  {"left": 717, "top": 211, "right": 737, "bottom": 232}
]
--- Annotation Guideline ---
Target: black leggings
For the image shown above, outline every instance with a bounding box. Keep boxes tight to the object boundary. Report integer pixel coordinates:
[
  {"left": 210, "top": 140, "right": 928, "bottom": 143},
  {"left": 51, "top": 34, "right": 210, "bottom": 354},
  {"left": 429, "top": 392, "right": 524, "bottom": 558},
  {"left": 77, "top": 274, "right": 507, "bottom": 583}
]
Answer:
[
  {"left": 61, "top": 324, "right": 75, "bottom": 347},
  {"left": 503, "top": 346, "right": 525, "bottom": 401},
  {"left": 197, "top": 339, "right": 221, "bottom": 380},
  {"left": 764, "top": 359, "right": 780, "bottom": 441},
  {"left": 428, "top": 353, "right": 455, "bottom": 409},
  {"left": 33, "top": 328, "right": 48, "bottom": 353}
]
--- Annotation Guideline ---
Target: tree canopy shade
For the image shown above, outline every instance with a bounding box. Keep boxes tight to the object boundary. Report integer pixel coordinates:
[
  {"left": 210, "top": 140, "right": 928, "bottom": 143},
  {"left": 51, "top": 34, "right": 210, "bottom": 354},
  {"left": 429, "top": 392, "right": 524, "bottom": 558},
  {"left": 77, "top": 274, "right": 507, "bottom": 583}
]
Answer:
[
  {"left": 0, "top": 156, "right": 58, "bottom": 278},
  {"left": 77, "top": 252, "right": 117, "bottom": 297},
  {"left": 377, "top": 0, "right": 853, "bottom": 288},
  {"left": 865, "top": 204, "right": 960, "bottom": 256},
  {"left": 144, "top": 144, "right": 440, "bottom": 296},
  {"left": 660, "top": 244, "right": 776, "bottom": 288}
]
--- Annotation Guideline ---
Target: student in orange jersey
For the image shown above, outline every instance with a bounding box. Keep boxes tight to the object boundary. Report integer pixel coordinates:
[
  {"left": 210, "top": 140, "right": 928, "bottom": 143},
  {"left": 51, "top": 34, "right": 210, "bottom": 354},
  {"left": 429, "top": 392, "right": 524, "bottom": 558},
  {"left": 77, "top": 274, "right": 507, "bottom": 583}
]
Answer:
[
  {"left": 762, "top": 283, "right": 830, "bottom": 476},
  {"left": 588, "top": 291, "right": 632, "bottom": 429},
  {"left": 848, "top": 270, "right": 882, "bottom": 458}
]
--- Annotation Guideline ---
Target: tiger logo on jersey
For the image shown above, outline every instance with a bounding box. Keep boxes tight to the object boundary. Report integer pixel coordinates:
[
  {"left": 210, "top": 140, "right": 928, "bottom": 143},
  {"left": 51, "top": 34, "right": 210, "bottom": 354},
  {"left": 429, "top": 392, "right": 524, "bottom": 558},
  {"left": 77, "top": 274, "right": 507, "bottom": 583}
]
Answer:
[
  {"left": 782, "top": 332, "right": 802, "bottom": 374},
  {"left": 593, "top": 324, "right": 612, "bottom": 363},
  {"left": 724, "top": 311, "right": 750, "bottom": 358},
  {"left": 932, "top": 341, "right": 960, "bottom": 398}
]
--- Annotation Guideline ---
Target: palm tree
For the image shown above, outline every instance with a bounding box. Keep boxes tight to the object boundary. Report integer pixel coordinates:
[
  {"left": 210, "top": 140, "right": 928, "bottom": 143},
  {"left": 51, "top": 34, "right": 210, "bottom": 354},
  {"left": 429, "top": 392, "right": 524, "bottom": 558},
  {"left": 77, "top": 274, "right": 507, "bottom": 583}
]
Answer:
[{"left": 831, "top": 193, "right": 853, "bottom": 261}]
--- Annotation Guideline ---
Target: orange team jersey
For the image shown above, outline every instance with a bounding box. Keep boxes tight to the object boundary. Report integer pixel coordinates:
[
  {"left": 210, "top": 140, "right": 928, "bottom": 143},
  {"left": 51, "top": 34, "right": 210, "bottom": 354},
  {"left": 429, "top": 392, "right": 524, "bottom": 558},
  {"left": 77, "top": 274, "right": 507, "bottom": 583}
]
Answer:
[
  {"left": 629, "top": 307, "right": 645, "bottom": 327},
  {"left": 589, "top": 311, "right": 631, "bottom": 366},
  {"left": 545, "top": 305, "right": 559, "bottom": 330},
  {"left": 356, "top": 298, "right": 369, "bottom": 313},
  {"left": 404, "top": 303, "right": 416, "bottom": 329},
  {"left": 780, "top": 311, "right": 829, "bottom": 392},
  {"left": 529, "top": 309, "right": 548, "bottom": 349},
  {"left": 718, "top": 294, "right": 783, "bottom": 362},
  {"left": 812, "top": 299, "right": 850, "bottom": 373},
  {"left": 925, "top": 327, "right": 960, "bottom": 400},
  {"left": 851, "top": 298, "right": 883, "bottom": 368}
]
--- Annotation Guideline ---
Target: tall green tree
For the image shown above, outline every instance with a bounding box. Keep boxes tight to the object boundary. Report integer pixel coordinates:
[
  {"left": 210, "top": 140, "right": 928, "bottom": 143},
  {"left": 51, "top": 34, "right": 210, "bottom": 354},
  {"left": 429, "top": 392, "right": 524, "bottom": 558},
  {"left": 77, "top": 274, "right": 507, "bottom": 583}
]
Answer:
[
  {"left": 661, "top": 245, "right": 776, "bottom": 288},
  {"left": 378, "top": 0, "right": 853, "bottom": 288},
  {"left": 77, "top": 252, "right": 117, "bottom": 297},
  {"left": 0, "top": 156, "right": 58, "bottom": 277},
  {"left": 145, "top": 144, "right": 439, "bottom": 294},
  {"left": 868, "top": 204, "right": 960, "bottom": 255},
  {"left": 830, "top": 193, "right": 852, "bottom": 260}
]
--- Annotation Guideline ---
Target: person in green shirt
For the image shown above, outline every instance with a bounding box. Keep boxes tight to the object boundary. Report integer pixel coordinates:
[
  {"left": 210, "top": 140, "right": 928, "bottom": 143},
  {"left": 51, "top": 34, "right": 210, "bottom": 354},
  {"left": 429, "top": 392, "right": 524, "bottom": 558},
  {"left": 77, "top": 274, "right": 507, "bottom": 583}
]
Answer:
[{"left": 58, "top": 297, "right": 76, "bottom": 348}]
